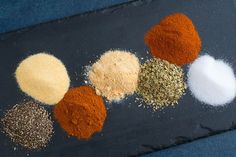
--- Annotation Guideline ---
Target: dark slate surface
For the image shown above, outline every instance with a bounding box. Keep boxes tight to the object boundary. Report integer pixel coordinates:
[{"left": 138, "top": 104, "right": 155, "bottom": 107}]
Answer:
[{"left": 0, "top": 0, "right": 236, "bottom": 157}]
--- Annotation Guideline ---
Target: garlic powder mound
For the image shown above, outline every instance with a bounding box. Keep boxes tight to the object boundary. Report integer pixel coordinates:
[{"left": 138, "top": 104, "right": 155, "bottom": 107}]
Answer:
[
  {"left": 88, "top": 50, "right": 140, "bottom": 101},
  {"left": 15, "top": 53, "right": 70, "bottom": 105}
]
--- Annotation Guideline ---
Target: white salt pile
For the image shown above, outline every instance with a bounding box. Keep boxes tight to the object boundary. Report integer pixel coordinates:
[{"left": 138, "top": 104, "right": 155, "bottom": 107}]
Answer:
[
  {"left": 187, "top": 55, "right": 236, "bottom": 106},
  {"left": 15, "top": 53, "right": 70, "bottom": 105},
  {"left": 88, "top": 49, "right": 140, "bottom": 101}
]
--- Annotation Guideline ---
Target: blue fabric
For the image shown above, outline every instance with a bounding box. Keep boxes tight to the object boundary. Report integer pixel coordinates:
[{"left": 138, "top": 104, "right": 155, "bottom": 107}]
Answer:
[
  {"left": 144, "top": 130, "right": 236, "bottom": 157},
  {"left": 0, "top": 0, "right": 129, "bottom": 33}
]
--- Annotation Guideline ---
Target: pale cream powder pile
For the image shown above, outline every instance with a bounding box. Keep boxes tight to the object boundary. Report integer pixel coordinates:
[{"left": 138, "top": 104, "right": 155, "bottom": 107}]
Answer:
[
  {"left": 88, "top": 50, "right": 140, "bottom": 101},
  {"left": 15, "top": 53, "right": 70, "bottom": 105}
]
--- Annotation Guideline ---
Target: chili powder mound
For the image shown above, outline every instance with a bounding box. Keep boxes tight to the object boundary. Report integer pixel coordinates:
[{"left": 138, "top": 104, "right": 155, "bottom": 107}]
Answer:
[
  {"left": 144, "top": 13, "right": 202, "bottom": 65},
  {"left": 54, "top": 86, "right": 107, "bottom": 139}
]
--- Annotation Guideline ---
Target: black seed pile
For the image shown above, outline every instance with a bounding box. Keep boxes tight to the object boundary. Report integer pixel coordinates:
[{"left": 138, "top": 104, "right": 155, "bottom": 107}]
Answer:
[{"left": 1, "top": 101, "right": 53, "bottom": 149}]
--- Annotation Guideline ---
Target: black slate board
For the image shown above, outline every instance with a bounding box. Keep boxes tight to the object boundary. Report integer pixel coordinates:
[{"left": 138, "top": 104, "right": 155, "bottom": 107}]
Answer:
[{"left": 1, "top": 0, "right": 236, "bottom": 156}]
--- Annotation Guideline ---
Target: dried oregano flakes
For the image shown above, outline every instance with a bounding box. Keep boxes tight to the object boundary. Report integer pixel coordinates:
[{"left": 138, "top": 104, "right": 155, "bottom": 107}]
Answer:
[{"left": 137, "top": 58, "right": 187, "bottom": 110}]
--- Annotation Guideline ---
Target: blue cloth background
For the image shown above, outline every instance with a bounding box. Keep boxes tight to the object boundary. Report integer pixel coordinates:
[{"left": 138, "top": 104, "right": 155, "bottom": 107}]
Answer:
[
  {"left": 1, "top": 0, "right": 236, "bottom": 157},
  {"left": 0, "top": 0, "right": 129, "bottom": 33},
  {"left": 145, "top": 130, "right": 236, "bottom": 157}
]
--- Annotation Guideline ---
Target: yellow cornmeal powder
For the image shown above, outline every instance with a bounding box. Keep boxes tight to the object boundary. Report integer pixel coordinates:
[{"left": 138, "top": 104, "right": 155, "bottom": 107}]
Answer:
[
  {"left": 88, "top": 50, "right": 140, "bottom": 101},
  {"left": 15, "top": 53, "right": 70, "bottom": 105}
]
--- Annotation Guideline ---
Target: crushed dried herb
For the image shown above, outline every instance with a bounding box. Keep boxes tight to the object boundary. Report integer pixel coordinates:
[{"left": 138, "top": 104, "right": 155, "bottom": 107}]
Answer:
[{"left": 137, "top": 58, "right": 186, "bottom": 110}]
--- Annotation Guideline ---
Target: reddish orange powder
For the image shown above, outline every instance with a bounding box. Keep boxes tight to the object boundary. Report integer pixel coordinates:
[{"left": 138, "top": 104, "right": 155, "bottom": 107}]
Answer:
[
  {"left": 144, "top": 13, "right": 202, "bottom": 65},
  {"left": 54, "top": 86, "right": 107, "bottom": 139}
]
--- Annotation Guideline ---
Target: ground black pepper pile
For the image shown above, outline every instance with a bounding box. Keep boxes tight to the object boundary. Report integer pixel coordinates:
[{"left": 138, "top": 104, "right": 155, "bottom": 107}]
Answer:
[{"left": 1, "top": 101, "right": 53, "bottom": 149}]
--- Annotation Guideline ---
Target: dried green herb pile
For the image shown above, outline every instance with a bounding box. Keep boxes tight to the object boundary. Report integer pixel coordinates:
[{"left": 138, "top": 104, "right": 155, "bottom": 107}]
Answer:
[
  {"left": 1, "top": 101, "right": 53, "bottom": 149},
  {"left": 137, "top": 58, "right": 187, "bottom": 110}
]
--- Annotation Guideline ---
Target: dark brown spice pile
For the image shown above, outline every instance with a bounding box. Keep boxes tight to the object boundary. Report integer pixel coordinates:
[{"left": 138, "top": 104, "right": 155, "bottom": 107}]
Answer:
[{"left": 1, "top": 101, "right": 53, "bottom": 149}]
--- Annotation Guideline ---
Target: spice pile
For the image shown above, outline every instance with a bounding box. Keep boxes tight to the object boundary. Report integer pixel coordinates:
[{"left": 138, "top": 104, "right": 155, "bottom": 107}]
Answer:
[
  {"left": 1, "top": 101, "right": 53, "bottom": 149},
  {"left": 54, "top": 86, "right": 107, "bottom": 139},
  {"left": 145, "top": 13, "right": 201, "bottom": 65},
  {"left": 88, "top": 50, "right": 140, "bottom": 101},
  {"left": 137, "top": 58, "right": 186, "bottom": 110},
  {"left": 15, "top": 53, "right": 70, "bottom": 105},
  {"left": 187, "top": 55, "right": 236, "bottom": 106}
]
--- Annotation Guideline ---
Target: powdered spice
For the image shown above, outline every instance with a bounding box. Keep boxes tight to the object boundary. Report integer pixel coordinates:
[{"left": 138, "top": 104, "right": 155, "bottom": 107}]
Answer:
[
  {"left": 145, "top": 13, "right": 201, "bottom": 65},
  {"left": 15, "top": 53, "right": 70, "bottom": 105},
  {"left": 54, "top": 86, "right": 107, "bottom": 139},
  {"left": 88, "top": 50, "right": 140, "bottom": 101}
]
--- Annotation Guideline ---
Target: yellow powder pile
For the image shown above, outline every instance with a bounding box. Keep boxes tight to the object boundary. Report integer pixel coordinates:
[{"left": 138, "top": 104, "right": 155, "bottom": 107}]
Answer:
[
  {"left": 15, "top": 53, "right": 70, "bottom": 105},
  {"left": 88, "top": 50, "right": 140, "bottom": 101}
]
